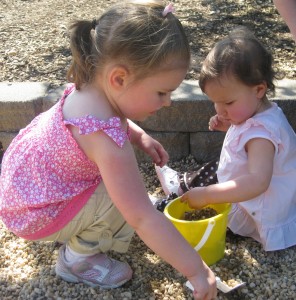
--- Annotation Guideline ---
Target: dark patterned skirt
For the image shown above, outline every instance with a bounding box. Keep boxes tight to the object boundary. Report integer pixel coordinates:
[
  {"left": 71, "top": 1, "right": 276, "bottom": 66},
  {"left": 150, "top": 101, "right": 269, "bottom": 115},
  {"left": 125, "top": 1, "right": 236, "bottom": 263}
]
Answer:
[{"left": 179, "top": 160, "right": 219, "bottom": 193}]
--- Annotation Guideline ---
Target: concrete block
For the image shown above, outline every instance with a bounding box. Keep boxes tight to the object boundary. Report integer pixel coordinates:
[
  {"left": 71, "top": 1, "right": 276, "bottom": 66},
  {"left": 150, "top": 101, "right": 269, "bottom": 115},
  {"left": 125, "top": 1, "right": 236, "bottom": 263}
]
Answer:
[
  {"left": 274, "top": 79, "right": 296, "bottom": 99},
  {"left": 138, "top": 80, "right": 214, "bottom": 132},
  {"left": 43, "top": 84, "right": 67, "bottom": 112},
  {"left": 138, "top": 100, "right": 215, "bottom": 132},
  {"left": 0, "top": 82, "right": 50, "bottom": 131},
  {"left": 190, "top": 131, "right": 225, "bottom": 162},
  {"left": 0, "top": 131, "right": 18, "bottom": 151},
  {"left": 1, "top": 79, "right": 296, "bottom": 165},
  {"left": 274, "top": 99, "right": 296, "bottom": 130},
  {"left": 134, "top": 131, "right": 189, "bottom": 162},
  {"left": 139, "top": 79, "right": 296, "bottom": 133}
]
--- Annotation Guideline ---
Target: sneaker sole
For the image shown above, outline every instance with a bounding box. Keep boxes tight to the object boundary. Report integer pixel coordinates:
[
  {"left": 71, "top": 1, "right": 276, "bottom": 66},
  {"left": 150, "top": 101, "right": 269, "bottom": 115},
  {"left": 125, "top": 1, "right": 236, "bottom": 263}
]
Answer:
[{"left": 55, "top": 267, "right": 131, "bottom": 289}]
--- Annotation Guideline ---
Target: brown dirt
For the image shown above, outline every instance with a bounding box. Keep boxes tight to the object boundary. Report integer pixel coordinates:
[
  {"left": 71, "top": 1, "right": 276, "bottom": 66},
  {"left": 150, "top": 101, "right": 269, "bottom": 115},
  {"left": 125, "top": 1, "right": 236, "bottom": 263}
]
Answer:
[{"left": 1, "top": 0, "right": 295, "bottom": 89}]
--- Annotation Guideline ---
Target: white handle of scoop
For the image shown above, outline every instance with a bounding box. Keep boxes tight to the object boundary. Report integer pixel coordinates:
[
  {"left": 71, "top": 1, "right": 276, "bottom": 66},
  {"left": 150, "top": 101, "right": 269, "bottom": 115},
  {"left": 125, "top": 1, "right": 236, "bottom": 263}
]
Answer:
[
  {"left": 193, "top": 219, "right": 216, "bottom": 251},
  {"left": 186, "top": 277, "right": 246, "bottom": 293}
]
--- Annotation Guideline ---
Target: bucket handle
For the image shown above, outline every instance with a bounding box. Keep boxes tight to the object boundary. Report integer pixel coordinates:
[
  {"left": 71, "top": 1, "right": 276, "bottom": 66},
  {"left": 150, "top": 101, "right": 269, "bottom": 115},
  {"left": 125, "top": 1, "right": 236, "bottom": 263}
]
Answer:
[{"left": 193, "top": 219, "right": 216, "bottom": 251}]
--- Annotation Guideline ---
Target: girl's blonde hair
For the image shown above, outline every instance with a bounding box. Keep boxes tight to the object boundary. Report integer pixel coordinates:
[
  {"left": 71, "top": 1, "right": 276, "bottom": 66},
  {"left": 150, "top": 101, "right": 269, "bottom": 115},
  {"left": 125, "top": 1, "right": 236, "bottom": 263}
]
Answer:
[{"left": 67, "top": 0, "right": 190, "bottom": 89}]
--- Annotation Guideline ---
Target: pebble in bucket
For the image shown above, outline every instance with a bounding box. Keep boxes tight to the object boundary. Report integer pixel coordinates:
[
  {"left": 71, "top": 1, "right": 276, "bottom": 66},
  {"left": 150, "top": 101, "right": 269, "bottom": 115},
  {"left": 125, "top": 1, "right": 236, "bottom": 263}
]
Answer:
[{"left": 164, "top": 197, "right": 231, "bottom": 266}]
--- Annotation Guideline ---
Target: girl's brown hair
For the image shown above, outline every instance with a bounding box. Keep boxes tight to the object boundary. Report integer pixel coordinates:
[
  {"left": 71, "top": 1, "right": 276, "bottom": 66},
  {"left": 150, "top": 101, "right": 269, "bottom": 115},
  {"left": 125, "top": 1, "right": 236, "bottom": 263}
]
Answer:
[
  {"left": 67, "top": 0, "right": 190, "bottom": 89},
  {"left": 199, "top": 26, "right": 276, "bottom": 95}
]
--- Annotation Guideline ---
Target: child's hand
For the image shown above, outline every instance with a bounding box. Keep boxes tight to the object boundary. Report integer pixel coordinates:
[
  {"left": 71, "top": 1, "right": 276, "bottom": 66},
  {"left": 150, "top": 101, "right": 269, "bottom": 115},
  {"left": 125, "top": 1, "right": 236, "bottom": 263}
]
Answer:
[
  {"left": 180, "top": 188, "right": 208, "bottom": 209},
  {"left": 127, "top": 120, "right": 169, "bottom": 166},
  {"left": 188, "top": 262, "right": 217, "bottom": 300},
  {"left": 209, "top": 114, "right": 231, "bottom": 132},
  {"left": 139, "top": 133, "right": 169, "bottom": 167}
]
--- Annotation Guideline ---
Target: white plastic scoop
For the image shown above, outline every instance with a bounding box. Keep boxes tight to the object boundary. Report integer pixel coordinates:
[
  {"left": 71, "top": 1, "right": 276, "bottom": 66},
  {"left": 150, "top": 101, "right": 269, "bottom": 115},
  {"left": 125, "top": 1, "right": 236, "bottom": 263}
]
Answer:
[{"left": 186, "top": 277, "right": 246, "bottom": 293}]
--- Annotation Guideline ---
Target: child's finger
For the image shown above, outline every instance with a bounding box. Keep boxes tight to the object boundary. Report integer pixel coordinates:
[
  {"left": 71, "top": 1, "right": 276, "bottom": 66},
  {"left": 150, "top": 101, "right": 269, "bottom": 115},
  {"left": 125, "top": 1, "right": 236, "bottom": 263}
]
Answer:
[
  {"left": 180, "top": 194, "right": 187, "bottom": 203},
  {"left": 208, "top": 115, "right": 219, "bottom": 130}
]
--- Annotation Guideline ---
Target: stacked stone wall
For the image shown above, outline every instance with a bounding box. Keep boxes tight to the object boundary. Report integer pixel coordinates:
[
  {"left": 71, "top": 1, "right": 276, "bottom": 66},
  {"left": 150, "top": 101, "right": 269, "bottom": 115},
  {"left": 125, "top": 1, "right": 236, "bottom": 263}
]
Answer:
[{"left": 1, "top": 80, "right": 296, "bottom": 164}]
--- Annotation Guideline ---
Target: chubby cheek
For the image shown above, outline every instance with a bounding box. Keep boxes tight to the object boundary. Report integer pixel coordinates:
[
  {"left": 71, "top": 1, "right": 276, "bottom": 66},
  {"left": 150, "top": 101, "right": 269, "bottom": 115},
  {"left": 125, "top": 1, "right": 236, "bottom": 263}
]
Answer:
[
  {"left": 231, "top": 106, "right": 253, "bottom": 123},
  {"left": 149, "top": 97, "right": 163, "bottom": 112}
]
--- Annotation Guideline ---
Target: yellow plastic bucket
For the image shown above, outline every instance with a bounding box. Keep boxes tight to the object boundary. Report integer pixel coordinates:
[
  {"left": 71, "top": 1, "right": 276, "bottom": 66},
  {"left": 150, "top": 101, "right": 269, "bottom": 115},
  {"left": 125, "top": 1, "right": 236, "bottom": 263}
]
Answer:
[{"left": 164, "top": 198, "right": 231, "bottom": 266}]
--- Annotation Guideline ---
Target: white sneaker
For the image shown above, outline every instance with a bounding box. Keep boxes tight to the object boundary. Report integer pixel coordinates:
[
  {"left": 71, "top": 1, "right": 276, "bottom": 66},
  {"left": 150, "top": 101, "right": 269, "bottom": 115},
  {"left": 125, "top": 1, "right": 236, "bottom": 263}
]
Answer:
[
  {"left": 148, "top": 194, "right": 162, "bottom": 205},
  {"left": 55, "top": 245, "right": 132, "bottom": 289},
  {"left": 155, "top": 165, "right": 180, "bottom": 196}
]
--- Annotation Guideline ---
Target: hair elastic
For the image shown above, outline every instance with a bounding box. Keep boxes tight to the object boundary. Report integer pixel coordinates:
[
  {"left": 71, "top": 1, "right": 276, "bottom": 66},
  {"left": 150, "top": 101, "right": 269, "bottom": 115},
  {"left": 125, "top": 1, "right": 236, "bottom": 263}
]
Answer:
[
  {"left": 91, "top": 19, "right": 97, "bottom": 30},
  {"left": 162, "top": 3, "right": 175, "bottom": 17}
]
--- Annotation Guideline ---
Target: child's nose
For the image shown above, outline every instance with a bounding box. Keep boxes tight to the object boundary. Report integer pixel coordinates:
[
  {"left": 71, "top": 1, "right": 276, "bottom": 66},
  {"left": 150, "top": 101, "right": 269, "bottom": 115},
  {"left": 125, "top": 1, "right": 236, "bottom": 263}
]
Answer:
[
  {"left": 163, "top": 95, "right": 172, "bottom": 107},
  {"left": 215, "top": 103, "right": 226, "bottom": 116}
]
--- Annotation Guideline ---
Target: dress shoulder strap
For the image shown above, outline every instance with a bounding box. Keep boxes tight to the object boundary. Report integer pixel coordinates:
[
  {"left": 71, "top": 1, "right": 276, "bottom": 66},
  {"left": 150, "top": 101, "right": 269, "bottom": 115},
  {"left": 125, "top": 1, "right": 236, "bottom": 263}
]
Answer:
[{"left": 64, "top": 115, "right": 129, "bottom": 148}]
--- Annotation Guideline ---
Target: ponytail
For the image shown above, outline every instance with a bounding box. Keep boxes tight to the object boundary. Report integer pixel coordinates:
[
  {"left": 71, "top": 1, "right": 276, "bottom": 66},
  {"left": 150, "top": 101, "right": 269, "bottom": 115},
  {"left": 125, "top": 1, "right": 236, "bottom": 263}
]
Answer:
[
  {"left": 66, "top": 1, "right": 190, "bottom": 89},
  {"left": 67, "top": 20, "right": 96, "bottom": 90}
]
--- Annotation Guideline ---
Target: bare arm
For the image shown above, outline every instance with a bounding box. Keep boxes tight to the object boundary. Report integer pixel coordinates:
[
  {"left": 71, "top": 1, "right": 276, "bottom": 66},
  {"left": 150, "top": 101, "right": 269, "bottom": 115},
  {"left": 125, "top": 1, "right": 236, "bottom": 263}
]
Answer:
[
  {"left": 77, "top": 129, "right": 217, "bottom": 299},
  {"left": 273, "top": 0, "right": 296, "bottom": 41},
  {"left": 181, "top": 138, "right": 275, "bottom": 208}
]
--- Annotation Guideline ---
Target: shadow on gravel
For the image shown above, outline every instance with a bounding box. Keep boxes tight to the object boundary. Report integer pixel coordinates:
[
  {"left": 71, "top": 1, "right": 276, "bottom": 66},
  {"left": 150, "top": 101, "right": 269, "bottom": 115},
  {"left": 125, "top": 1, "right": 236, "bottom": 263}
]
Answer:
[{"left": 180, "top": 0, "right": 294, "bottom": 80}]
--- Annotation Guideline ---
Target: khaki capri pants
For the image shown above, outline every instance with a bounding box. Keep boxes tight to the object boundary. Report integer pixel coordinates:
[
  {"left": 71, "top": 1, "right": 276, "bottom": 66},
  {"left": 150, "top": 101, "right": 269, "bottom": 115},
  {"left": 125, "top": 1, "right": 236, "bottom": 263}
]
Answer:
[{"left": 38, "top": 182, "right": 134, "bottom": 255}]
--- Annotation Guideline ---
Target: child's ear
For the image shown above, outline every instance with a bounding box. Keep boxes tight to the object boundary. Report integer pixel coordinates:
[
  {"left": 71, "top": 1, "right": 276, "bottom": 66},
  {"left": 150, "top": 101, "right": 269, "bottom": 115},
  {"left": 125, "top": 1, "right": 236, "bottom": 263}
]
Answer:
[
  {"left": 256, "top": 81, "right": 268, "bottom": 99},
  {"left": 108, "top": 65, "right": 130, "bottom": 90}
]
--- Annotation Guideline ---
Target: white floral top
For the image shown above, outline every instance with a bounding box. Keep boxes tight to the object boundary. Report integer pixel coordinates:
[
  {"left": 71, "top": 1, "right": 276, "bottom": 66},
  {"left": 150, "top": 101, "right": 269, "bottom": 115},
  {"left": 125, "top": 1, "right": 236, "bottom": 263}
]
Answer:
[{"left": 0, "top": 84, "right": 130, "bottom": 239}]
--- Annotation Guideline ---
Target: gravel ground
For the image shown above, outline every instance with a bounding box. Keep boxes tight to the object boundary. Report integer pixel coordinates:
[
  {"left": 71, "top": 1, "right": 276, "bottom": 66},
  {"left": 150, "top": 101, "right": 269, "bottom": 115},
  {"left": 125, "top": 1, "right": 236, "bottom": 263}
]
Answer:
[
  {"left": 1, "top": 157, "right": 296, "bottom": 300},
  {"left": 0, "top": 0, "right": 295, "bottom": 88},
  {"left": 1, "top": 0, "right": 296, "bottom": 299}
]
